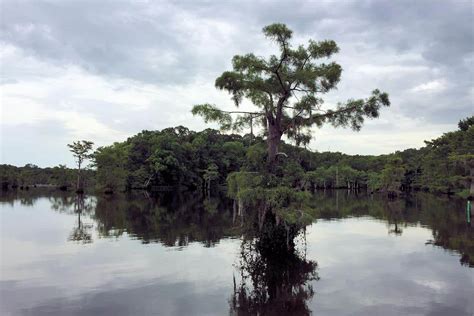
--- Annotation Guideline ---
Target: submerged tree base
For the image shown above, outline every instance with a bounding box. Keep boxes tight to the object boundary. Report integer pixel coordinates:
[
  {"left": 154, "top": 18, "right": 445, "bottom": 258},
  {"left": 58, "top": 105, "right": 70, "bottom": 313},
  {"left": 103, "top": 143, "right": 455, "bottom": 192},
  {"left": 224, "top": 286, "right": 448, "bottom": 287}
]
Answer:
[{"left": 231, "top": 211, "right": 318, "bottom": 315}]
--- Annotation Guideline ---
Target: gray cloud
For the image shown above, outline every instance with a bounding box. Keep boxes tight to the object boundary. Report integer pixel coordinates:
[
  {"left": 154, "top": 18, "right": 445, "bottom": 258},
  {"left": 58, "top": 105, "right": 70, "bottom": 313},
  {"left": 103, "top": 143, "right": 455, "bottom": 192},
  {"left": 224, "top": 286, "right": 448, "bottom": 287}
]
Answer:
[
  {"left": 3, "top": 1, "right": 471, "bottom": 83},
  {"left": 0, "top": 0, "right": 473, "bottom": 166}
]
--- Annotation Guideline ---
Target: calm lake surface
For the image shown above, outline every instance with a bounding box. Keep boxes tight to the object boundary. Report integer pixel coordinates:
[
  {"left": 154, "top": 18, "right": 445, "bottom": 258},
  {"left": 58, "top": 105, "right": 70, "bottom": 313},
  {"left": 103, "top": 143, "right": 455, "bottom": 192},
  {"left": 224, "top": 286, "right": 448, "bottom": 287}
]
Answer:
[{"left": 0, "top": 189, "right": 473, "bottom": 316}]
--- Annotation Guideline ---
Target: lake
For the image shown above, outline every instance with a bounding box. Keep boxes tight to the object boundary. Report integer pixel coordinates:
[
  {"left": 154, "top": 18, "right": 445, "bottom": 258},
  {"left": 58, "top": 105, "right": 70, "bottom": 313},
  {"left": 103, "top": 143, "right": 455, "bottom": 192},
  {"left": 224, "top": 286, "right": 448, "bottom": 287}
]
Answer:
[{"left": 0, "top": 189, "right": 473, "bottom": 315}]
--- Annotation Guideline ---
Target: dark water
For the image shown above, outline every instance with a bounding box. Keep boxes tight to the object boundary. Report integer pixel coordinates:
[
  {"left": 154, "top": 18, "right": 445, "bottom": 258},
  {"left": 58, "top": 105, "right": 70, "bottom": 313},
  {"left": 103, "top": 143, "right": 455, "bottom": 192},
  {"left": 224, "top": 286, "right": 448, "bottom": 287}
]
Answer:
[{"left": 0, "top": 189, "right": 473, "bottom": 316}]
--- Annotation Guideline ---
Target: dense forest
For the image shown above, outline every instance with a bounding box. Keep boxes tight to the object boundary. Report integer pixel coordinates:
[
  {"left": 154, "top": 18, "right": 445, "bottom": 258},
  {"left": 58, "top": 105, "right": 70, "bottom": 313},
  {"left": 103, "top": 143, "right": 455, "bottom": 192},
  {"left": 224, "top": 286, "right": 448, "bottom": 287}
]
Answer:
[{"left": 1, "top": 115, "right": 472, "bottom": 198}]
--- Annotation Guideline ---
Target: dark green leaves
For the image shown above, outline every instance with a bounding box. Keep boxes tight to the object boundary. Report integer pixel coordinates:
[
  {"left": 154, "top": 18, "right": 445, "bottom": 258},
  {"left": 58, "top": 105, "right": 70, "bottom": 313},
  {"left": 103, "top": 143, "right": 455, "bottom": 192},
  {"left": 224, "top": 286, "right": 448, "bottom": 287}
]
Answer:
[
  {"left": 262, "top": 23, "right": 293, "bottom": 46},
  {"left": 215, "top": 71, "right": 245, "bottom": 106},
  {"left": 458, "top": 116, "right": 474, "bottom": 131},
  {"left": 68, "top": 140, "right": 94, "bottom": 159},
  {"left": 308, "top": 40, "right": 339, "bottom": 58},
  {"left": 68, "top": 140, "right": 94, "bottom": 166},
  {"left": 232, "top": 54, "right": 268, "bottom": 74},
  {"left": 192, "top": 104, "right": 233, "bottom": 130},
  {"left": 192, "top": 22, "right": 390, "bottom": 157},
  {"left": 319, "top": 89, "right": 391, "bottom": 131}
]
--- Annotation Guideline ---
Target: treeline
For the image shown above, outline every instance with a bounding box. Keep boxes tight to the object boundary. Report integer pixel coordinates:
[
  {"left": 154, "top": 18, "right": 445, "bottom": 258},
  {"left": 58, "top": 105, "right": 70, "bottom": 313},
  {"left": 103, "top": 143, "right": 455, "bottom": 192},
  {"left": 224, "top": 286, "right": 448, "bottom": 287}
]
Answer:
[
  {"left": 1, "top": 116, "right": 472, "bottom": 197},
  {"left": 93, "top": 117, "right": 472, "bottom": 196},
  {"left": 93, "top": 126, "right": 252, "bottom": 192},
  {"left": 0, "top": 164, "right": 95, "bottom": 190}
]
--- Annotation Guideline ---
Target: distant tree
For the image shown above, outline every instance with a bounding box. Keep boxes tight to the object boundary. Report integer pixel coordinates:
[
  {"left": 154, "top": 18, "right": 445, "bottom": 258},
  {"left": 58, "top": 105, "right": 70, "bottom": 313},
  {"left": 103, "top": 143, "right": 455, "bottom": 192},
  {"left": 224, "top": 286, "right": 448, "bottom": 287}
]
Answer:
[
  {"left": 192, "top": 23, "right": 390, "bottom": 167},
  {"left": 53, "top": 164, "right": 71, "bottom": 190},
  {"left": 422, "top": 117, "right": 474, "bottom": 195},
  {"left": 94, "top": 143, "right": 129, "bottom": 193},
  {"left": 203, "top": 163, "right": 219, "bottom": 196},
  {"left": 381, "top": 157, "right": 405, "bottom": 196},
  {"left": 458, "top": 116, "right": 474, "bottom": 131},
  {"left": 68, "top": 140, "right": 94, "bottom": 193}
]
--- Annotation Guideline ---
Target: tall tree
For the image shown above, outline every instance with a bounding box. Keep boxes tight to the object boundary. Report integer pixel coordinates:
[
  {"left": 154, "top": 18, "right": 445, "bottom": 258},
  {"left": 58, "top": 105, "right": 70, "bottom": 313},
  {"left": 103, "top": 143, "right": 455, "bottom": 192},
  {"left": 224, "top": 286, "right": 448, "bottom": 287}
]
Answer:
[
  {"left": 192, "top": 23, "right": 390, "bottom": 166},
  {"left": 68, "top": 140, "right": 94, "bottom": 193}
]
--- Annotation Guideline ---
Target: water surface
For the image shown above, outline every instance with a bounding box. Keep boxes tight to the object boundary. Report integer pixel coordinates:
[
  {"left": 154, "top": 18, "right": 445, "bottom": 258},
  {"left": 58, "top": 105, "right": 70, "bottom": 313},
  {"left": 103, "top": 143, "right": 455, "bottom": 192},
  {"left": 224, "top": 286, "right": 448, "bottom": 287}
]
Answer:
[{"left": 0, "top": 190, "right": 472, "bottom": 315}]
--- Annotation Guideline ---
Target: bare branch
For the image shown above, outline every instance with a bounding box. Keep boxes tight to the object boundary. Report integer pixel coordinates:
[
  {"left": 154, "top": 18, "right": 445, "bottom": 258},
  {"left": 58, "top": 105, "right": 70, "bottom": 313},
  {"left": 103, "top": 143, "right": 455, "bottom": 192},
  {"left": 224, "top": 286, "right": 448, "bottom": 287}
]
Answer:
[{"left": 220, "top": 110, "right": 265, "bottom": 116}]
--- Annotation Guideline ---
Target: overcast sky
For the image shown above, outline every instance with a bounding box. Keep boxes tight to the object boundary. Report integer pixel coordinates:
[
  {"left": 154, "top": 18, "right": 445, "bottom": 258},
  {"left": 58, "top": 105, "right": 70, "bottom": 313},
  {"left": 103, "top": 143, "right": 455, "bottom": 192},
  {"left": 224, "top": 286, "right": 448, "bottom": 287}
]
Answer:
[{"left": 1, "top": 0, "right": 473, "bottom": 167}]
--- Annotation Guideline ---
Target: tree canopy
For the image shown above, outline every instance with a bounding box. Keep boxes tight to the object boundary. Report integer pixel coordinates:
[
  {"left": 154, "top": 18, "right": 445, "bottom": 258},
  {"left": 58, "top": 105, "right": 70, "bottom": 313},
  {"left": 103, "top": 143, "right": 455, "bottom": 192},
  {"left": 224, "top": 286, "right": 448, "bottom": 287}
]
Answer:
[
  {"left": 3, "top": 116, "right": 472, "bottom": 198},
  {"left": 68, "top": 140, "right": 94, "bottom": 192},
  {"left": 192, "top": 23, "right": 390, "bottom": 164}
]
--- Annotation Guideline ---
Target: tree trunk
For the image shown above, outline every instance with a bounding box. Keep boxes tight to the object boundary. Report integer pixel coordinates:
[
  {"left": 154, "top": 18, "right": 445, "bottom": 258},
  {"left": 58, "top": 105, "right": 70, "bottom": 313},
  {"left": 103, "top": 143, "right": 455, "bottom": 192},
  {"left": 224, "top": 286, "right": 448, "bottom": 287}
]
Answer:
[
  {"left": 267, "top": 123, "right": 282, "bottom": 166},
  {"left": 76, "top": 161, "right": 82, "bottom": 192},
  {"left": 470, "top": 166, "right": 474, "bottom": 196},
  {"left": 249, "top": 115, "right": 254, "bottom": 144},
  {"left": 232, "top": 199, "right": 237, "bottom": 224}
]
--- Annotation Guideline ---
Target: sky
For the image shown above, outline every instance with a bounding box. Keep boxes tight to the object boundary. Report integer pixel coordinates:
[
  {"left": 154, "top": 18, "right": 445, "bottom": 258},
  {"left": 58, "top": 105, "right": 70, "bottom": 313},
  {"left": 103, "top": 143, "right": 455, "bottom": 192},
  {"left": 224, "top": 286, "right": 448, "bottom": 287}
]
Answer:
[{"left": 0, "top": 0, "right": 473, "bottom": 167}]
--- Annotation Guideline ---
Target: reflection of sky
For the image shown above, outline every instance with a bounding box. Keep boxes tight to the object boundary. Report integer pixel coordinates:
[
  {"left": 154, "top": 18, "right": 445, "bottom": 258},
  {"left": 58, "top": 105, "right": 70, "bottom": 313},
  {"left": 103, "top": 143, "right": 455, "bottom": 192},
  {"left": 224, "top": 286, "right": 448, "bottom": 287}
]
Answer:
[
  {"left": 306, "top": 218, "right": 474, "bottom": 316},
  {"left": 1, "top": 198, "right": 239, "bottom": 315},
  {"left": 1, "top": 198, "right": 473, "bottom": 315}
]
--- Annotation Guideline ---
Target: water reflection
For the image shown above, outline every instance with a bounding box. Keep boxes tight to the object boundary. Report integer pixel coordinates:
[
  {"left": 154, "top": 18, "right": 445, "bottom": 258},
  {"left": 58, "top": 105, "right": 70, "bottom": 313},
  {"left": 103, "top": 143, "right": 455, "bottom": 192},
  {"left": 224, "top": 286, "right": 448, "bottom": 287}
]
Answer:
[
  {"left": 68, "top": 195, "right": 95, "bottom": 244},
  {"left": 309, "top": 192, "right": 473, "bottom": 267},
  {"left": 93, "top": 192, "right": 238, "bottom": 247},
  {"left": 1, "top": 189, "right": 472, "bottom": 267},
  {"left": 231, "top": 213, "right": 318, "bottom": 315},
  {"left": 0, "top": 189, "right": 472, "bottom": 315}
]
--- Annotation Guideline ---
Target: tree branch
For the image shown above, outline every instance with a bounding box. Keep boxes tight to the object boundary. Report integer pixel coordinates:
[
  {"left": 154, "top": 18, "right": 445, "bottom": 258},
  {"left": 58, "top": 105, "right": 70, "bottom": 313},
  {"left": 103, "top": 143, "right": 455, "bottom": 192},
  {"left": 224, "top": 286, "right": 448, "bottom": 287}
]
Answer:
[
  {"left": 219, "top": 110, "right": 265, "bottom": 116},
  {"left": 274, "top": 41, "right": 289, "bottom": 93},
  {"left": 311, "top": 105, "right": 359, "bottom": 119}
]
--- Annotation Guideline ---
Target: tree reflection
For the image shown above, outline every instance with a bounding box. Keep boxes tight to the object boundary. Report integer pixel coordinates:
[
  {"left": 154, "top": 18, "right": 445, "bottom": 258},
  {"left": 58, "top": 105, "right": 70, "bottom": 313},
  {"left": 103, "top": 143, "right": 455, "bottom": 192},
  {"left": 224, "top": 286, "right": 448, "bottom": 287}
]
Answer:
[
  {"left": 49, "top": 195, "right": 77, "bottom": 213},
  {"left": 311, "top": 191, "right": 474, "bottom": 267},
  {"left": 2, "top": 189, "right": 471, "bottom": 267},
  {"left": 93, "top": 191, "right": 237, "bottom": 247},
  {"left": 230, "top": 214, "right": 319, "bottom": 315},
  {"left": 68, "top": 194, "right": 94, "bottom": 244},
  {"left": 386, "top": 199, "right": 406, "bottom": 236}
]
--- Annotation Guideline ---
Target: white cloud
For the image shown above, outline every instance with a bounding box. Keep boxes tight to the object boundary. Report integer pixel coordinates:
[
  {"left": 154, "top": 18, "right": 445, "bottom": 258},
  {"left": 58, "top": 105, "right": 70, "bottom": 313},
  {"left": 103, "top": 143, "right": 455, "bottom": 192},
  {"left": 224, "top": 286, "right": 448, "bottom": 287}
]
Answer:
[
  {"left": 308, "top": 115, "right": 450, "bottom": 155},
  {"left": 410, "top": 79, "right": 447, "bottom": 93},
  {"left": 0, "top": 44, "right": 239, "bottom": 166}
]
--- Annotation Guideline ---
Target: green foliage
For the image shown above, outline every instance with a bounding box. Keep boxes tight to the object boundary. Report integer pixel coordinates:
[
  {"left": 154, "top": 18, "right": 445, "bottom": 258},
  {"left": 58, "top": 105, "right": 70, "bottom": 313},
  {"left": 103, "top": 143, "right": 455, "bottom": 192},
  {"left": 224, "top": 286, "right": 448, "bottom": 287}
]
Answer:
[
  {"left": 304, "top": 165, "right": 366, "bottom": 190},
  {"left": 191, "top": 104, "right": 233, "bottom": 131},
  {"left": 67, "top": 140, "right": 94, "bottom": 168},
  {"left": 418, "top": 117, "right": 474, "bottom": 194},
  {"left": 94, "top": 142, "right": 129, "bottom": 192},
  {"left": 94, "top": 126, "right": 251, "bottom": 191},
  {"left": 0, "top": 164, "right": 92, "bottom": 189},
  {"left": 244, "top": 143, "right": 267, "bottom": 171},
  {"left": 227, "top": 171, "right": 315, "bottom": 225},
  {"left": 458, "top": 116, "right": 474, "bottom": 131},
  {"left": 68, "top": 140, "right": 94, "bottom": 191},
  {"left": 367, "top": 172, "right": 383, "bottom": 192},
  {"left": 3, "top": 116, "right": 472, "bottom": 199},
  {"left": 203, "top": 163, "right": 219, "bottom": 182},
  {"left": 227, "top": 171, "right": 264, "bottom": 199},
  {"left": 380, "top": 157, "right": 405, "bottom": 194},
  {"left": 192, "top": 22, "right": 389, "bottom": 164},
  {"left": 221, "top": 141, "right": 246, "bottom": 170},
  {"left": 278, "top": 160, "right": 305, "bottom": 188},
  {"left": 238, "top": 186, "right": 315, "bottom": 225}
]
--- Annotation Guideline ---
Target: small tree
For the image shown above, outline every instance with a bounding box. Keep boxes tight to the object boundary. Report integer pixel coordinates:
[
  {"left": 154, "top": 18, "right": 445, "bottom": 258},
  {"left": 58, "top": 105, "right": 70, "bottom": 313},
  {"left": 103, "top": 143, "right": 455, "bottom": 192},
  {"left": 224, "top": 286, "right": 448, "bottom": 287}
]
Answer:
[
  {"left": 203, "top": 163, "right": 219, "bottom": 196},
  {"left": 54, "top": 164, "right": 71, "bottom": 190},
  {"left": 68, "top": 140, "right": 94, "bottom": 193},
  {"left": 192, "top": 23, "right": 390, "bottom": 167},
  {"left": 381, "top": 157, "right": 405, "bottom": 196}
]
